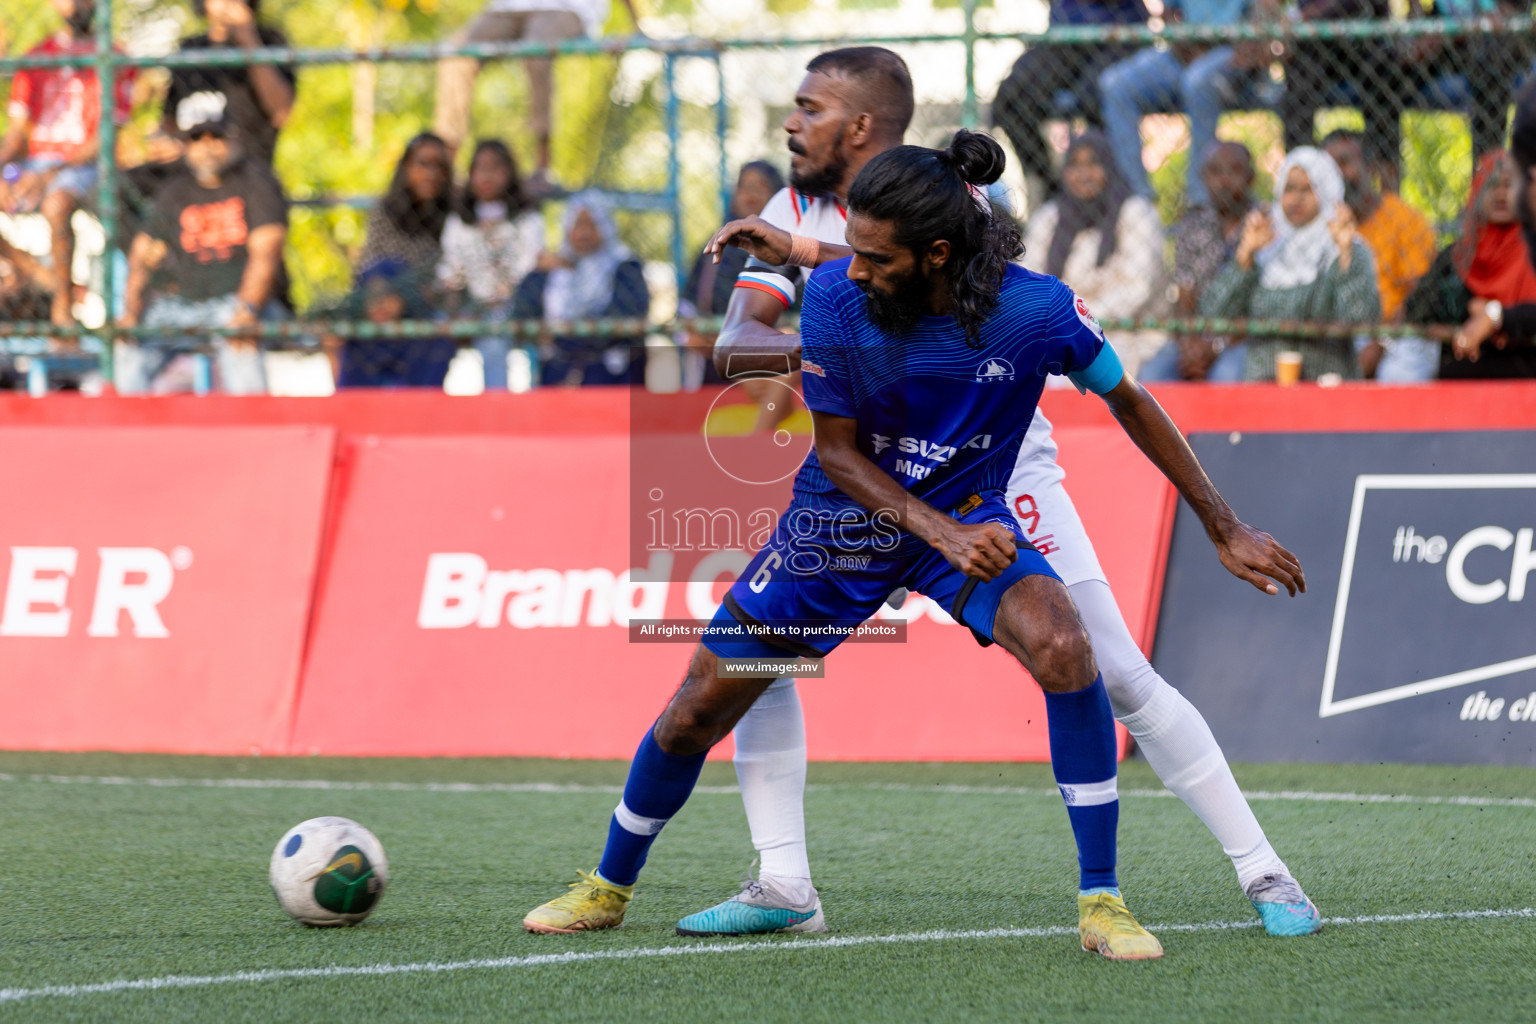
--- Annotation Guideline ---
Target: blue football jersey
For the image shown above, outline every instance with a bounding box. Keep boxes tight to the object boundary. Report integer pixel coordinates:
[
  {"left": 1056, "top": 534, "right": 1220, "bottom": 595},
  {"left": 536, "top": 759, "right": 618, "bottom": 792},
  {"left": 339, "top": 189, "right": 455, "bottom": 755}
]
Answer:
[{"left": 796, "top": 259, "right": 1123, "bottom": 533}]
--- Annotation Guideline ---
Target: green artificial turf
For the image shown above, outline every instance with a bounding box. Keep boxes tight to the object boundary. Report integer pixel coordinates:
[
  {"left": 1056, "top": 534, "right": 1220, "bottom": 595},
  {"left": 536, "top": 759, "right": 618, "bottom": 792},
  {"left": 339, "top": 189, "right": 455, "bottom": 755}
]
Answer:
[{"left": 1, "top": 753, "right": 1533, "bottom": 1022}]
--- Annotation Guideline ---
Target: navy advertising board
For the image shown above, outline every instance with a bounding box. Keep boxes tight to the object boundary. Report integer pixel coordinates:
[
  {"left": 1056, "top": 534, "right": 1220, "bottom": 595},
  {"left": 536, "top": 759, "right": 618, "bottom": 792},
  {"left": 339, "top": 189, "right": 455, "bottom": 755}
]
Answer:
[{"left": 1152, "top": 430, "right": 1536, "bottom": 765}]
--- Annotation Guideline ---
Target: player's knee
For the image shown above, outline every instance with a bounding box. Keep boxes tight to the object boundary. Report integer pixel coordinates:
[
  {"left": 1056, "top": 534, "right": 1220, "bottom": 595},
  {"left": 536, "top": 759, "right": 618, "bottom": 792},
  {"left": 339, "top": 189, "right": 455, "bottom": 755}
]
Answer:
[
  {"left": 1029, "top": 629, "right": 1097, "bottom": 694},
  {"left": 653, "top": 699, "right": 721, "bottom": 756},
  {"left": 654, "top": 659, "right": 734, "bottom": 755},
  {"left": 1100, "top": 649, "right": 1161, "bottom": 717}
]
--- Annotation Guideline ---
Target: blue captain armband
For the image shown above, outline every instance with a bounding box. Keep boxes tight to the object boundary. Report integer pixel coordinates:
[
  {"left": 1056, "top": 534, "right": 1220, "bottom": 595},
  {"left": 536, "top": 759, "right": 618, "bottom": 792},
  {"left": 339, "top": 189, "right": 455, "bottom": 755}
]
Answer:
[{"left": 1067, "top": 344, "right": 1125, "bottom": 396}]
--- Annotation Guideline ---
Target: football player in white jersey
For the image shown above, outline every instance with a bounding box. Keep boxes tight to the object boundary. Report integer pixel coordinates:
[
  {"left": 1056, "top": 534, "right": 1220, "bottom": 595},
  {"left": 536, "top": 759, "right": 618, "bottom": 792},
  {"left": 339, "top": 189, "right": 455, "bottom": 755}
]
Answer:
[{"left": 684, "top": 46, "right": 1321, "bottom": 939}]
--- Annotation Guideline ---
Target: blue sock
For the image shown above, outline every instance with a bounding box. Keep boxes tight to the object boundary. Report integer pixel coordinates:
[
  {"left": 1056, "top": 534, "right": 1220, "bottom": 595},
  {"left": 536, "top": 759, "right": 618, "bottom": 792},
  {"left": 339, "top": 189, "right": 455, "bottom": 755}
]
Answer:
[
  {"left": 1042, "top": 675, "right": 1119, "bottom": 892},
  {"left": 596, "top": 727, "right": 707, "bottom": 887}
]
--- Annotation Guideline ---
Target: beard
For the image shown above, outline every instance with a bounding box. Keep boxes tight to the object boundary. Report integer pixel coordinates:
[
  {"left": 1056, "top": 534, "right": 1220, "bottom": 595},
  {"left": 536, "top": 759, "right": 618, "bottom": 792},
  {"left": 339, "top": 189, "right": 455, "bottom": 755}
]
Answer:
[
  {"left": 859, "top": 269, "right": 926, "bottom": 337},
  {"left": 788, "top": 127, "right": 847, "bottom": 196}
]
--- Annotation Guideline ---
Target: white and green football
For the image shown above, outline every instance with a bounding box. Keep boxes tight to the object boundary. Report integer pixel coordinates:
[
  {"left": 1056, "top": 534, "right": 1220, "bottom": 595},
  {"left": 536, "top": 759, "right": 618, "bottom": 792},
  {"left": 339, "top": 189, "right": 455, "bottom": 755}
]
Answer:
[{"left": 269, "top": 816, "right": 388, "bottom": 926}]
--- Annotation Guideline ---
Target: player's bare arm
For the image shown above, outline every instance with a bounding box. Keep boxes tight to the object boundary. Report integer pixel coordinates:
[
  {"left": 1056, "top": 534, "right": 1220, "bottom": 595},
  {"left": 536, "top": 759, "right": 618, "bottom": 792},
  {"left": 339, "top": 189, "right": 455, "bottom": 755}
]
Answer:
[
  {"left": 810, "top": 408, "right": 1018, "bottom": 582},
  {"left": 1099, "top": 376, "right": 1306, "bottom": 597},
  {"left": 705, "top": 215, "right": 852, "bottom": 269},
  {"left": 708, "top": 226, "right": 854, "bottom": 379},
  {"left": 712, "top": 287, "right": 802, "bottom": 379}
]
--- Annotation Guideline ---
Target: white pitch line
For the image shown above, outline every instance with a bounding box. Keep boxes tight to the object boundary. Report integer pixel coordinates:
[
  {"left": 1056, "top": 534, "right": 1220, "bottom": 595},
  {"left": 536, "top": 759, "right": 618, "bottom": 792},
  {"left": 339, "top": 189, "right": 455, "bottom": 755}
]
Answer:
[
  {"left": 0, "top": 908, "right": 1531, "bottom": 1006},
  {"left": 3, "top": 773, "right": 1535, "bottom": 809}
]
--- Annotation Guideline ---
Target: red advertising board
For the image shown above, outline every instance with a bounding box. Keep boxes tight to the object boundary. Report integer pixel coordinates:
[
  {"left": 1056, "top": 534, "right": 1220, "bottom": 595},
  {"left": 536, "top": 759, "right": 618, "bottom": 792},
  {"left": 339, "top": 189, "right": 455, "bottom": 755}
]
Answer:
[
  {"left": 289, "top": 427, "right": 1169, "bottom": 760},
  {"left": 10, "top": 382, "right": 1530, "bottom": 759},
  {"left": 0, "top": 427, "right": 334, "bottom": 753}
]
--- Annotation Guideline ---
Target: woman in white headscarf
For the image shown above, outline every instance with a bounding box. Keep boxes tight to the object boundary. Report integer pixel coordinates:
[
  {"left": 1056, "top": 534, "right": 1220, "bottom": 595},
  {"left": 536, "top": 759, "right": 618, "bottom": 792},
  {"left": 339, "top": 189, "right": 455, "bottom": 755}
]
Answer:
[
  {"left": 514, "top": 190, "right": 651, "bottom": 386},
  {"left": 1200, "top": 146, "right": 1380, "bottom": 381}
]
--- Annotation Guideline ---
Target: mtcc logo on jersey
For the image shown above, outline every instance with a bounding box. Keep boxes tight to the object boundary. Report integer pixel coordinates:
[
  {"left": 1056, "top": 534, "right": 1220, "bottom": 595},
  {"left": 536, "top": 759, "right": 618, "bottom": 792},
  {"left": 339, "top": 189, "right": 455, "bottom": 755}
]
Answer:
[{"left": 975, "top": 358, "right": 1015, "bottom": 382}]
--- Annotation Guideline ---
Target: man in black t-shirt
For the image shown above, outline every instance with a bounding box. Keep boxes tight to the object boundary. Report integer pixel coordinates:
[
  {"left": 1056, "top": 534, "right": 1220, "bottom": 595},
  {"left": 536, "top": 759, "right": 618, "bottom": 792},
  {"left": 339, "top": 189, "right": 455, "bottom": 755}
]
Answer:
[
  {"left": 118, "top": 115, "right": 288, "bottom": 394},
  {"left": 121, "top": 0, "right": 295, "bottom": 247}
]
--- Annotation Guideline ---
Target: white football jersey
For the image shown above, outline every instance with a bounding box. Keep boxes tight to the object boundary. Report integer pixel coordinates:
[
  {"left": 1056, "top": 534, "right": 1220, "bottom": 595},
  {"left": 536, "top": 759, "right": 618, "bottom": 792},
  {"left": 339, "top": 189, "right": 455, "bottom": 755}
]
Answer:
[{"left": 732, "top": 187, "right": 849, "bottom": 309}]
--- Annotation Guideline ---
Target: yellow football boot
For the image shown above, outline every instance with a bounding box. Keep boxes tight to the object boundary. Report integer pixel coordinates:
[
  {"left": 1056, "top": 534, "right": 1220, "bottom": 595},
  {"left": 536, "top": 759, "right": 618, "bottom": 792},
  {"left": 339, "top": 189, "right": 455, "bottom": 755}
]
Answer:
[
  {"left": 522, "top": 869, "right": 634, "bottom": 934},
  {"left": 1078, "top": 891, "right": 1164, "bottom": 961}
]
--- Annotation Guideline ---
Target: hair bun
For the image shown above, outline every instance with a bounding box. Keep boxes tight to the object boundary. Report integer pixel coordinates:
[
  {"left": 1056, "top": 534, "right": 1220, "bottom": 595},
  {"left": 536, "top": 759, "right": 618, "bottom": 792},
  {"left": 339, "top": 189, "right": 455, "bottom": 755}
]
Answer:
[{"left": 946, "top": 129, "right": 1006, "bottom": 187}]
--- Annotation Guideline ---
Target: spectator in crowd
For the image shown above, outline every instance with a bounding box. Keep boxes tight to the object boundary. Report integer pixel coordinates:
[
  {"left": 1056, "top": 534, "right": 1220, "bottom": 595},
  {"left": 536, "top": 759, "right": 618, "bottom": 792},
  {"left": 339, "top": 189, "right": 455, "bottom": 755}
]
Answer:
[
  {"left": 1513, "top": 78, "right": 1536, "bottom": 266},
  {"left": 993, "top": 0, "right": 1147, "bottom": 212},
  {"left": 121, "top": 0, "right": 296, "bottom": 261},
  {"left": 437, "top": 139, "right": 544, "bottom": 391},
  {"left": 677, "top": 159, "right": 783, "bottom": 394},
  {"left": 167, "top": 0, "right": 295, "bottom": 166},
  {"left": 1097, "top": 0, "right": 1252, "bottom": 207},
  {"left": 0, "top": 238, "right": 58, "bottom": 391},
  {"left": 0, "top": 233, "right": 61, "bottom": 323},
  {"left": 0, "top": 0, "right": 135, "bottom": 328},
  {"left": 1140, "top": 140, "right": 1257, "bottom": 381},
  {"left": 328, "top": 259, "right": 457, "bottom": 388},
  {"left": 1200, "top": 146, "right": 1380, "bottom": 381},
  {"left": 433, "top": 0, "right": 641, "bottom": 191},
  {"left": 1272, "top": 0, "right": 1398, "bottom": 182},
  {"left": 1020, "top": 131, "right": 1169, "bottom": 377},
  {"left": 513, "top": 190, "right": 649, "bottom": 386},
  {"left": 117, "top": 116, "right": 285, "bottom": 394},
  {"left": 360, "top": 133, "right": 454, "bottom": 288},
  {"left": 1404, "top": 151, "right": 1536, "bottom": 378},
  {"left": 1322, "top": 129, "right": 1437, "bottom": 381},
  {"left": 1395, "top": 0, "right": 1534, "bottom": 183}
]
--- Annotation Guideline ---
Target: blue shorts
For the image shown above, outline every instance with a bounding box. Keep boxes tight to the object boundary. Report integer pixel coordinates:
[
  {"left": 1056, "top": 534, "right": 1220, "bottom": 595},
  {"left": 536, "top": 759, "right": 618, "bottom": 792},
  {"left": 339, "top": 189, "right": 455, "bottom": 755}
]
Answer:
[
  {"left": 15, "top": 158, "right": 97, "bottom": 207},
  {"left": 702, "top": 491, "right": 1060, "bottom": 660}
]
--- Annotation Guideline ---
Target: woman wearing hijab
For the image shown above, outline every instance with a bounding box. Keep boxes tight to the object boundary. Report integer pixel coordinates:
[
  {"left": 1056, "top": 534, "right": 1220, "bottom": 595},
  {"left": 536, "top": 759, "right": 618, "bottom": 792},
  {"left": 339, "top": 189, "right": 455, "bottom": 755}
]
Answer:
[
  {"left": 359, "top": 132, "right": 454, "bottom": 288},
  {"left": 1403, "top": 151, "right": 1536, "bottom": 379},
  {"left": 1021, "top": 131, "right": 1169, "bottom": 377},
  {"left": 1201, "top": 146, "right": 1380, "bottom": 381},
  {"left": 513, "top": 190, "right": 650, "bottom": 386}
]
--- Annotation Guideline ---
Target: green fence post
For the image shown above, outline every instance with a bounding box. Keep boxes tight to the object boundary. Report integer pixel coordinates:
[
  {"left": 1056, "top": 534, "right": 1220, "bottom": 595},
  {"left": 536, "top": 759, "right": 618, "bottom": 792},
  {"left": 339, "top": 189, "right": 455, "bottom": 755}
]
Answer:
[
  {"left": 664, "top": 52, "right": 685, "bottom": 294},
  {"left": 713, "top": 50, "right": 730, "bottom": 226},
  {"left": 94, "top": 0, "right": 117, "bottom": 386},
  {"left": 961, "top": 0, "right": 979, "bottom": 130}
]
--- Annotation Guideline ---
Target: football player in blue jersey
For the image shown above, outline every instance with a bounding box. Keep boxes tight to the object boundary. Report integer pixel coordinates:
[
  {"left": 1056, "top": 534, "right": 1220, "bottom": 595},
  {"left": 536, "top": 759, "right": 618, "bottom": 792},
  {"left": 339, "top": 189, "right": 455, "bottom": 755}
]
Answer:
[
  {"left": 522, "top": 130, "right": 1305, "bottom": 960},
  {"left": 696, "top": 50, "right": 1319, "bottom": 944}
]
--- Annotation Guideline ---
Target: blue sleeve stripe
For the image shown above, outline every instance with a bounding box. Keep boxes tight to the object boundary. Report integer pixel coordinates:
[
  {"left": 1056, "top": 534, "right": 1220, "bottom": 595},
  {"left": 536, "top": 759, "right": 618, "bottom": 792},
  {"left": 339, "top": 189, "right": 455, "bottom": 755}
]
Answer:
[{"left": 1069, "top": 344, "right": 1124, "bottom": 396}]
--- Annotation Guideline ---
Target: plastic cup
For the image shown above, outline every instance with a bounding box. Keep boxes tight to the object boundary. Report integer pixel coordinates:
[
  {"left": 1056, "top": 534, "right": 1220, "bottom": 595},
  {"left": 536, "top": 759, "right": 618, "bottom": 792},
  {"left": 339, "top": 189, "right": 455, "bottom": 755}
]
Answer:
[{"left": 1275, "top": 350, "right": 1303, "bottom": 386}]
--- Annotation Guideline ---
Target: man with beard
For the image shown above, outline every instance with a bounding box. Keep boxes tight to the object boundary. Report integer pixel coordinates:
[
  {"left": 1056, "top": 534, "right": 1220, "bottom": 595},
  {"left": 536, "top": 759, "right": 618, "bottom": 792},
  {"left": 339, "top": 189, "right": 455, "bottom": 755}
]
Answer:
[
  {"left": 712, "top": 47, "right": 912, "bottom": 383},
  {"left": 1142, "top": 141, "right": 1257, "bottom": 382},
  {"left": 117, "top": 114, "right": 286, "bottom": 394},
  {"left": 522, "top": 131, "right": 1310, "bottom": 961},
  {"left": 1322, "top": 130, "right": 1436, "bottom": 381},
  {"left": 670, "top": 52, "right": 1319, "bottom": 942}
]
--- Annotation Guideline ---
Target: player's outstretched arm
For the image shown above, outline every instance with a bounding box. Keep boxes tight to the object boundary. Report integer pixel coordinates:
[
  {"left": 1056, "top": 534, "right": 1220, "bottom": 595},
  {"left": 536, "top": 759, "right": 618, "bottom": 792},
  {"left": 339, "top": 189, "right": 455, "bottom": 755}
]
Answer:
[
  {"left": 811, "top": 409, "right": 1018, "bottom": 581},
  {"left": 1100, "top": 376, "right": 1306, "bottom": 597},
  {"left": 705, "top": 216, "right": 851, "bottom": 269}
]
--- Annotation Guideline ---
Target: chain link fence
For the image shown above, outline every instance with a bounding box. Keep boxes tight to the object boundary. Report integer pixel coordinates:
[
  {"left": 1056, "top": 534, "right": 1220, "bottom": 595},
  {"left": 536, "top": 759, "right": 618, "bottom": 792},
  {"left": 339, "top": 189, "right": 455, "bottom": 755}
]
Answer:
[{"left": 1, "top": 0, "right": 1532, "bottom": 393}]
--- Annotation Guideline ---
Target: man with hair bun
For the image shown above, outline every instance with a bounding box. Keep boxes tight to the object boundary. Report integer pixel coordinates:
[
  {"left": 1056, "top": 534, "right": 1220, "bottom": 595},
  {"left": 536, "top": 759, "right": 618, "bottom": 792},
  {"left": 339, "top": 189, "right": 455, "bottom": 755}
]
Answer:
[
  {"left": 677, "top": 50, "right": 1321, "bottom": 944},
  {"left": 522, "top": 129, "right": 1309, "bottom": 961}
]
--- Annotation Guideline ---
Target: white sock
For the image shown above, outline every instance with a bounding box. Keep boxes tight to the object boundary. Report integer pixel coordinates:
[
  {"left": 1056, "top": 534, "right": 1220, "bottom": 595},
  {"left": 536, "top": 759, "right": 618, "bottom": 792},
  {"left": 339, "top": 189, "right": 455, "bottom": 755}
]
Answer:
[
  {"left": 1070, "top": 580, "right": 1289, "bottom": 890},
  {"left": 732, "top": 677, "right": 814, "bottom": 901}
]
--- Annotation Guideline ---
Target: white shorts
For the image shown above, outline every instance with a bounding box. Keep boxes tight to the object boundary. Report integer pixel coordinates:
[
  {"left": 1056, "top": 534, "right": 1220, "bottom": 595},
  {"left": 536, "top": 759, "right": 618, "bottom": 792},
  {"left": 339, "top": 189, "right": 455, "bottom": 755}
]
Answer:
[{"left": 1006, "top": 412, "right": 1107, "bottom": 589}]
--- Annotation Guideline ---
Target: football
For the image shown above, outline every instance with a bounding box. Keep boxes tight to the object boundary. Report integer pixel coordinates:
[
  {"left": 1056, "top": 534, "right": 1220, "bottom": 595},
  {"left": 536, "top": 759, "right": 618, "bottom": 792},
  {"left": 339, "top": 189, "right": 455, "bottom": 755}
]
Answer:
[{"left": 269, "top": 816, "right": 389, "bottom": 927}]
